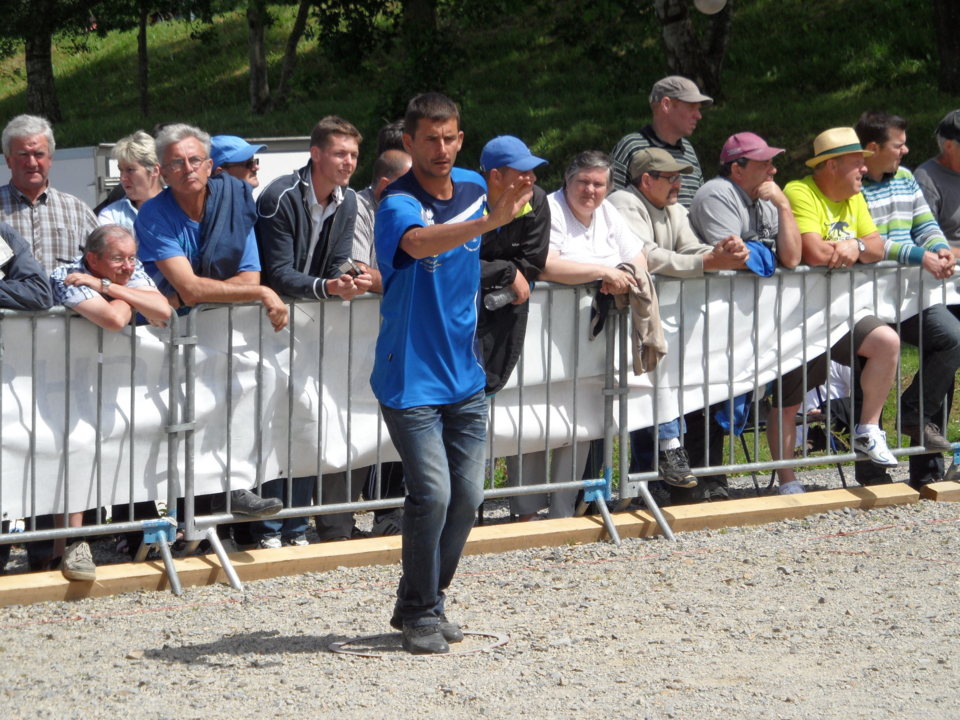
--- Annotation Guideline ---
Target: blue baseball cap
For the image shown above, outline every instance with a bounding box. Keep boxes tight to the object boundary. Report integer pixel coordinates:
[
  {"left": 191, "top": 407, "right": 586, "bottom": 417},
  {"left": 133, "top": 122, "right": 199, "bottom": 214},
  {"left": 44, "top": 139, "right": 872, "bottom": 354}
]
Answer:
[
  {"left": 480, "top": 136, "right": 547, "bottom": 173},
  {"left": 743, "top": 240, "right": 776, "bottom": 277},
  {"left": 210, "top": 135, "right": 267, "bottom": 170}
]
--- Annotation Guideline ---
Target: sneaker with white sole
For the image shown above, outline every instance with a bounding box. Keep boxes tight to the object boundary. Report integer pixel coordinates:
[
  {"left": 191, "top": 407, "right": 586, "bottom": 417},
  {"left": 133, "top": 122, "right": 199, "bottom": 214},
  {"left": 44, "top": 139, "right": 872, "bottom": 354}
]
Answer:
[
  {"left": 258, "top": 536, "right": 282, "bottom": 549},
  {"left": 60, "top": 540, "right": 96, "bottom": 582},
  {"left": 853, "top": 427, "right": 898, "bottom": 467},
  {"left": 284, "top": 534, "right": 309, "bottom": 547},
  {"left": 778, "top": 480, "right": 805, "bottom": 495}
]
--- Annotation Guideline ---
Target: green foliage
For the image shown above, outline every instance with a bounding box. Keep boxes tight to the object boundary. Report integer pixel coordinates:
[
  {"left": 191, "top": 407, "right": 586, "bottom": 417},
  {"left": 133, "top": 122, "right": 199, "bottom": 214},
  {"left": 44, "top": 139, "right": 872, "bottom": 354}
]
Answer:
[{"left": 0, "top": 0, "right": 956, "bottom": 189}]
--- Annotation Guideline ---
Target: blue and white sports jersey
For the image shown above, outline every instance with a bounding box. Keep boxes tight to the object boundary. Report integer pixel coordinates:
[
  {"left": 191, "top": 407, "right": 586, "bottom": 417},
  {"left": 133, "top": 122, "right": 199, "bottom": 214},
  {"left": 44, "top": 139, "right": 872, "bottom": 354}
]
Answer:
[{"left": 371, "top": 167, "right": 487, "bottom": 409}]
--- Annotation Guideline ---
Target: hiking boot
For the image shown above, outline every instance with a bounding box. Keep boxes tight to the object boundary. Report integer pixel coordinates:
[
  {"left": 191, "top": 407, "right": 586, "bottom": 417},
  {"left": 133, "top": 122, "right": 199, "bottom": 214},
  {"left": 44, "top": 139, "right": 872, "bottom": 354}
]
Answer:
[
  {"left": 901, "top": 423, "right": 953, "bottom": 452},
  {"left": 401, "top": 623, "right": 449, "bottom": 654},
  {"left": 657, "top": 447, "right": 697, "bottom": 488},
  {"left": 853, "top": 427, "right": 897, "bottom": 467},
  {"left": 214, "top": 489, "right": 283, "bottom": 517},
  {"left": 60, "top": 540, "right": 96, "bottom": 582}
]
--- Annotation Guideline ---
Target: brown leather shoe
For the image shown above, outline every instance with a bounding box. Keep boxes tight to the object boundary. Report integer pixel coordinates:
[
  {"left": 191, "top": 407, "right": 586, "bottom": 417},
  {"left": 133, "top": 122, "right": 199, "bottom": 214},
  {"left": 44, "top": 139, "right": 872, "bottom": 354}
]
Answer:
[{"left": 901, "top": 423, "right": 953, "bottom": 452}]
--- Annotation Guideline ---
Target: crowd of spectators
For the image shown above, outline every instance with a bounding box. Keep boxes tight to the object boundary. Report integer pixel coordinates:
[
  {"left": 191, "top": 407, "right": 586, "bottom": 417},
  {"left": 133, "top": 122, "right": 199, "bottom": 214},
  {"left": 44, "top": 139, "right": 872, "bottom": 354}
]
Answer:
[{"left": 0, "top": 80, "right": 959, "bottom": 606}]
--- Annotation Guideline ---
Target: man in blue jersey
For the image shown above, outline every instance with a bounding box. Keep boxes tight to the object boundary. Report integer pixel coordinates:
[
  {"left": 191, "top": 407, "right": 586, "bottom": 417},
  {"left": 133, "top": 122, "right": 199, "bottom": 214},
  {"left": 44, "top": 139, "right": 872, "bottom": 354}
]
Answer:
[{"left": 372, "top": 92, "right": 532, "bottom": 654}]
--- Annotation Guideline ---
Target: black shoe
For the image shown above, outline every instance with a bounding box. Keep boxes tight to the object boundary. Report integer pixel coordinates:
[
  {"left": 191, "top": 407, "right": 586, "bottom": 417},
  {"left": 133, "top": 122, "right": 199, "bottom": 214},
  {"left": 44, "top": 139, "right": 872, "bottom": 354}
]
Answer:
[
  {"left": 401, "top": 624, "right": 449, "bottom": 654},
  {"left": 391, "top": 613, "right": 462, "bottom": 643},
  {"left": 902, "top": 423, "right": 953, "bottom": 452},
  {"left": 437, "top": 613, "right": 464, "bottom": 643},
  {"left": 214, "top": 489, "right": 283, "bottom": 517},
  {"left": 657, "top": 448, "right": 697, "bottom": 488}
]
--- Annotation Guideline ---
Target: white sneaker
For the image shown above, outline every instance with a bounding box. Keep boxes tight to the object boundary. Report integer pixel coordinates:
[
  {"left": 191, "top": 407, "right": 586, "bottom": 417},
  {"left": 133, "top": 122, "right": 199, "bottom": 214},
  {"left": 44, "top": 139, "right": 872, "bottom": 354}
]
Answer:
[
  {"left": 284, "top": 534, "right": 309, "bottom": 547},
  {"left": 853, "top": 427, "right": 898, "bottom": 467},
  {"left": 258, "top": 536, "right": 282, "bottom": 549},
  {"left": 778, "top": 480, "right": 806, "bottom": 495}
]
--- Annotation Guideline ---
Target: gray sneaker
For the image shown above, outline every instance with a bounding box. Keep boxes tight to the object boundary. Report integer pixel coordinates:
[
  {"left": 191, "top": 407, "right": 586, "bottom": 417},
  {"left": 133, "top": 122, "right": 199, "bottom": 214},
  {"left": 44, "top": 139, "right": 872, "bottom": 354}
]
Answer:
[
  {"left": 401, "top": 623, "right": 449, "bottom": 654},
  {"left": 60, "top": 540, "right": 96, "bottom": 582}
]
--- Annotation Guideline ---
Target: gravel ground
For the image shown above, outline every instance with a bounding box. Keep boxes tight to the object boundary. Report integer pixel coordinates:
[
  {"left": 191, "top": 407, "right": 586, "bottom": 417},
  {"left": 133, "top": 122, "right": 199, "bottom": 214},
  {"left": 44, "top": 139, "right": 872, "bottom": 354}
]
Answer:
[{"left": 2, "top": 464, "right": 959, "bottom": 719}]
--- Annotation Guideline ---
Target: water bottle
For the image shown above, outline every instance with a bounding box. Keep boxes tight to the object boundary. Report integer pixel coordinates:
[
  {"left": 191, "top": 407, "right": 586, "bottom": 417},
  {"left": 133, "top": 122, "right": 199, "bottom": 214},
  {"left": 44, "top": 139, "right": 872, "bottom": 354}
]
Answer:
[{"left": 483, "top": 287, "right": 518, "bottom": 311}]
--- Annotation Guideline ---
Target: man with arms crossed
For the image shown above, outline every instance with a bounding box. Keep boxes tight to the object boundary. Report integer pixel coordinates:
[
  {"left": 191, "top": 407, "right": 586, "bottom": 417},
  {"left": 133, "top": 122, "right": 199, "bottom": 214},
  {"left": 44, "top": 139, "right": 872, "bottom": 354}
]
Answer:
[
  {"left": 372, "top": 93, "right": 530, "bottom": 654},
  {"left": 915, "top": 110, "right": 960, "bottom": 248}
]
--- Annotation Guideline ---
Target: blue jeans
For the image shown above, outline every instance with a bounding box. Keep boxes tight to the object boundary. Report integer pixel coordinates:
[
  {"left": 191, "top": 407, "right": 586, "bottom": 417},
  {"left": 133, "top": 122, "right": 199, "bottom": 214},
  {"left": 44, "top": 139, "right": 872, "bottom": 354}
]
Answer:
[
  {"left": 380, "top": 390, "right": 487, "bottom": 626},
  {"left": 251, "top": 476, "right": 313, "bottom": 540}
]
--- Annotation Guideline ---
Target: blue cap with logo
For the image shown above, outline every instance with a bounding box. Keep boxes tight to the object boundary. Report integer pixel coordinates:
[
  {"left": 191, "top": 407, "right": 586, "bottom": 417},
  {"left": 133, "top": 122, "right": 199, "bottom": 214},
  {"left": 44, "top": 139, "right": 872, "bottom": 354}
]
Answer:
[
  {"left": 480, "top": 136, "right": 547, "bottom": 173},
  {"left": 210, "top": 135, "right": 267, "bottom": 170}
]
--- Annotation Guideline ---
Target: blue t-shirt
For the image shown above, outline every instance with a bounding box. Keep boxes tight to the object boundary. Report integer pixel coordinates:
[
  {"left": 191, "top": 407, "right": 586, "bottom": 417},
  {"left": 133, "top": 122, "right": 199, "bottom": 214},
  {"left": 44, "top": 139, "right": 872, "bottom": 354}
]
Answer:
[
  {"left": 371, "top": 167, "right": 487, "bottom": 409},
  {"left": 134, "top": 188, "right": 260, "bottom": 298}
]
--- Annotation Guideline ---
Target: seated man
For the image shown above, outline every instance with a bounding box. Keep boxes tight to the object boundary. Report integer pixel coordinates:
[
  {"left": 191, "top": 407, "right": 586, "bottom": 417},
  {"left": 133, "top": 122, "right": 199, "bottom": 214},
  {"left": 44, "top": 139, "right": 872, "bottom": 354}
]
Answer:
[
  {"left": 538, "top": 150, "right": 678, "bottom": 517},
  {"left": 689, "top": 132, "right": 802, "bottom": 267},
  {"left": 609, "top": 146, "right": 753, "bottom": 503},
  {"left": 857, "top": 111, "right": 960, "bottom": 489},
  {"left": 771, "top": 127, "right": 901, "bottom": 495},
  {"left": 211, "top": 135, "right": 266, "bottom": 188},
  {"left": 135, "top": 123, "right": 286, "bottom": 520},
  {"left": 915, "top": 110, "right": 960, "bottom": 248},
  {"left": 682, "top": 133, "right": 802, "bottom": 500},
  {"left": 49, "top": 224, "right": 172, "bottom": 579}
]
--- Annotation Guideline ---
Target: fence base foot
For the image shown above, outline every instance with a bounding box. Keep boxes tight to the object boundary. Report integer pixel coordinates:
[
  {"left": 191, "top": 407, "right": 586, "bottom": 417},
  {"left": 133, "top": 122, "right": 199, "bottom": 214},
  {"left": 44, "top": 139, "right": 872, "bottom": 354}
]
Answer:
[
  {"left": 205, "top": 528, "right": 244, "bottom": 591},
  {"left": 593, "top": 499, "right": 622, "bottom": 546},
  {"left": 634, "top": 482, "right": 676, "bottom": 541}
]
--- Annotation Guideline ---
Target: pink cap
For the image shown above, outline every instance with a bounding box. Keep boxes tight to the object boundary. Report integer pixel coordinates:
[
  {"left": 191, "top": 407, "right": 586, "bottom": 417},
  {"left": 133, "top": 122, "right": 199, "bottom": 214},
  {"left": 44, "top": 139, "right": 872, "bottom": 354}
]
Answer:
[{"left": 720, "top": 132, "right": 784, "bottom": 163}]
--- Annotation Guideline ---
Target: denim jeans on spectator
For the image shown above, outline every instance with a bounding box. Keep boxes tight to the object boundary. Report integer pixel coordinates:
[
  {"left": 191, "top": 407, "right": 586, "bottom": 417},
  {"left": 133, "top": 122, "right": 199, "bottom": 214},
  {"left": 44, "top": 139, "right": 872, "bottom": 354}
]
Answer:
[
  {"left": 380, "top": 390, "right": 487, "bottom": 626},
  {"left": 252, "top": 476, "right": 313, "bottom": 541},
  {"left": 628, "top": 417, "right": 685, "bottom": 472},
  {"left": 897, "top": 304, "right": 960, "bottom": 483}
]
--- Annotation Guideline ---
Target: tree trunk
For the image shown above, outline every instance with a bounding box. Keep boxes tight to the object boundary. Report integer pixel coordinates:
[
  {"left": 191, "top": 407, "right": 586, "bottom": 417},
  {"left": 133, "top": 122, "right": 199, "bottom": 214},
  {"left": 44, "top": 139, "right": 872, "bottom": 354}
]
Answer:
[
  {"left": 271, "top": 0, "right": 312, "bottom": 111},
  {"left": 138, "top": 0, "right": 149, "bottom": 117},
  {"left": 934, "top": 0, "right": 960, "bottom": 93},
  {"left": 652, "top": 0, "right": 733, "bottom": 100},
  {"left": 247, "top": 0, "right": 270, "bottom": 114},
  {"left": 24, "top": 27, "right": 61, "bottom": 122}
]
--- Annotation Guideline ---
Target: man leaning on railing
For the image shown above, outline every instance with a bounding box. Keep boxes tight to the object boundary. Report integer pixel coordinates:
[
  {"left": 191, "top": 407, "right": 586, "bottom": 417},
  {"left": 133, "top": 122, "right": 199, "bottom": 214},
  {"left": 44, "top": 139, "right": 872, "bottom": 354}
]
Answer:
[
  {"left": 768, "top": 127, "right": 901, "bottom": 495},
  {"left": 47, "top": 224, "right": 172, "bottom": 581},
  {"left": 857, "top": 111, "right": 960, "bottom": 490}
]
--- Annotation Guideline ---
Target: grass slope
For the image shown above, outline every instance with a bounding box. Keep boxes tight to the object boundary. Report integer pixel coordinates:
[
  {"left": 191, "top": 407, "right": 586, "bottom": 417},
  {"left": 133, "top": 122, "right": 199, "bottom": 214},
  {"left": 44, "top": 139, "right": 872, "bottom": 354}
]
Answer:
[{"left": 0, "top": 0, "right": 956, "bottom": 188}]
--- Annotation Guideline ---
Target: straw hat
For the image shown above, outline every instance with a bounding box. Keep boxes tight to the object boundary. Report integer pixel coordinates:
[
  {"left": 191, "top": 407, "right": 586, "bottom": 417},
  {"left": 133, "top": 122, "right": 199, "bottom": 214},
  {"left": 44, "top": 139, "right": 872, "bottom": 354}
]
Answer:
[{"left": 805, "top": 127, "right": 873, "bottom": 168}]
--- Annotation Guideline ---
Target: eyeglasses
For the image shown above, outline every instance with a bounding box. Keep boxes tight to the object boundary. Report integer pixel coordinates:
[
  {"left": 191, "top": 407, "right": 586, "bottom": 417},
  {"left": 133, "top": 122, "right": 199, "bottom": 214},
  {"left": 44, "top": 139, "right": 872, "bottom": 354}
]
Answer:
[
  {"left": 107, "top": 255, "right": 137, "bottom": 266},
  {"left": 221, "top": 157, "right": 259, "bottom": 171},
  {"left": 648, "top": 172, "right": 683, "bottom": 185},
  {"left": 162, "top": 156, "right": 209, "bottom": 172}
]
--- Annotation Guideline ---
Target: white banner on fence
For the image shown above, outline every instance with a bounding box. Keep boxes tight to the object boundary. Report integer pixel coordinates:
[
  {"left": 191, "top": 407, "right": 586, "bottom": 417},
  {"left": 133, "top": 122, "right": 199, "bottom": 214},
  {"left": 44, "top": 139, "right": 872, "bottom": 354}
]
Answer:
[{"left": 1, "top": 266, "right": 956, "bottom": 517}]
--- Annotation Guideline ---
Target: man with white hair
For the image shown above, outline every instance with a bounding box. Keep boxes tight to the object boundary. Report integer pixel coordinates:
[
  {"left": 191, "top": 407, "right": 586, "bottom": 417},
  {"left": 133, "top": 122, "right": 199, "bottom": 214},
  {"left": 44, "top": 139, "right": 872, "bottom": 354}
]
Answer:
[
  {"left": 0, "top": 114, "right": 98, "bottom": 272},
  {"left": 610, "top": 76, "right": 712, "bottom": 207},
  {"left": 135, "top": 122, "right": 288, "bottom": 520}
]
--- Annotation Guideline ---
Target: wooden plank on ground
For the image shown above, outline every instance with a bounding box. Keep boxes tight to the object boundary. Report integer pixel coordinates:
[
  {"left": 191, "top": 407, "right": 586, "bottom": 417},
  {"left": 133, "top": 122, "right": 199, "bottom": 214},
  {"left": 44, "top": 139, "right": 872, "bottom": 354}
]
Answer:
[
  {"left": 919, "top": 481, "right": 960, "bottom": 502},
  {"left": 0, "top": 483, "right": 923, "bottom": 607}
]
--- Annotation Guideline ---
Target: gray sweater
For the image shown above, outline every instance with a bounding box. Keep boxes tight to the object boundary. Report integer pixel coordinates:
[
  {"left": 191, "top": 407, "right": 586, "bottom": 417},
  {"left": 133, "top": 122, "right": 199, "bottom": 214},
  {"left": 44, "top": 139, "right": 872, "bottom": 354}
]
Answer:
[{"left": 607, "top": 185, "right": 710, "bottom": 278}]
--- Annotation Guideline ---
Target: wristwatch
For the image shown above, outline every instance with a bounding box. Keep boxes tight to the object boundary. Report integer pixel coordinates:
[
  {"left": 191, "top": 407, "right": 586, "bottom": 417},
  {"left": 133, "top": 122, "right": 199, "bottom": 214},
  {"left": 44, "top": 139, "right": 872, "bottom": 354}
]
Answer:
[
  {"left": 855, "top": 238, "right": 866, "bottom": 253},
  {"left": 100, "top": 278, "right": 112, "bottom": 295}
]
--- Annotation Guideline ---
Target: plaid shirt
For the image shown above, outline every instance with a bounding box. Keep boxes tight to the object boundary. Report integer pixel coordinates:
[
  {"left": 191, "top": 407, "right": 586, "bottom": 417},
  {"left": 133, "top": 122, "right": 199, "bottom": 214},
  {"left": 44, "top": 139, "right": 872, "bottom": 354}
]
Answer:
[{"left": 0, "top": 182, "right": 98, "bottom": 274}]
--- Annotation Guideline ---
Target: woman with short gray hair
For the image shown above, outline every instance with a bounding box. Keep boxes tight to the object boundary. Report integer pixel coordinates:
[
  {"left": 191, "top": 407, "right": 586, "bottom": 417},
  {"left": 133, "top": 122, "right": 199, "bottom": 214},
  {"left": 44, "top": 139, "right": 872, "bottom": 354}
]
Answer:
[{"left": 98, "top": 130, "right": 163, "bottom": 231}]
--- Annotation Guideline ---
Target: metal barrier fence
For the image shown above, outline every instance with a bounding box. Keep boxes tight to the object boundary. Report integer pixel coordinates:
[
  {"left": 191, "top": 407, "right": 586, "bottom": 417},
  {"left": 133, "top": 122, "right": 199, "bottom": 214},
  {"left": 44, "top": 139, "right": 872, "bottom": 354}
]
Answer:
[{"left": 0, "top": 263, "right": 956, "bottom": 595}]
